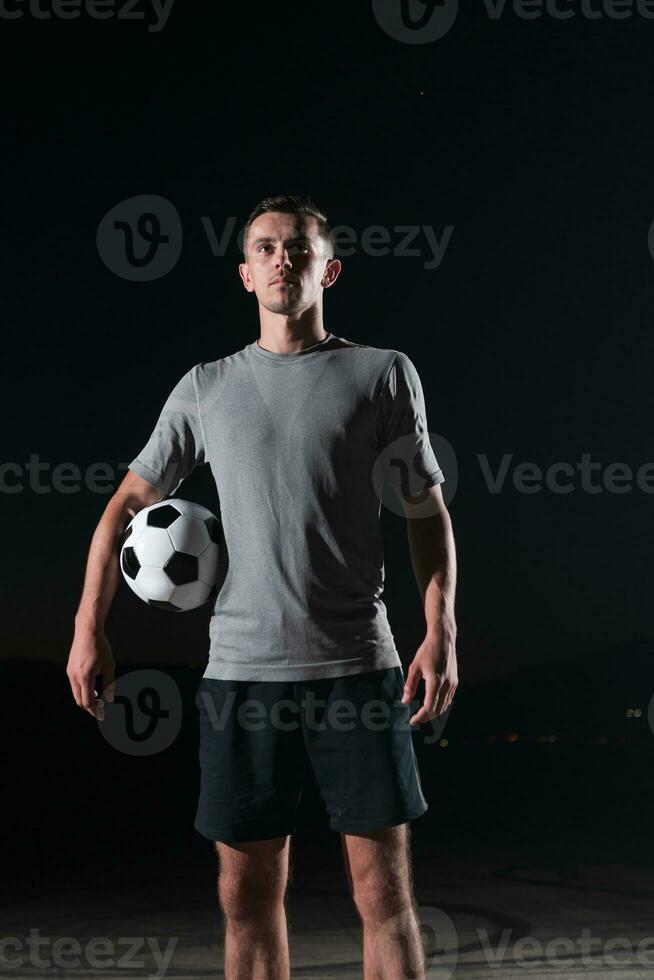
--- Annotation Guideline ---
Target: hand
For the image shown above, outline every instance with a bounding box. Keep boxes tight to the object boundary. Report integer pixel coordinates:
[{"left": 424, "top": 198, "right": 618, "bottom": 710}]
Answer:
[
  {"left": 401, "top": 622, "right": 458, "bottom": 726},
  {"left": 66, "top": 628, "right": 116, "bottom": 722}
]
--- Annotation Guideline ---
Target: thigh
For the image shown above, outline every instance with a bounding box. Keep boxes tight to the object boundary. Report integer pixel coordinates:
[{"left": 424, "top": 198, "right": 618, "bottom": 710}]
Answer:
[
  {"left": 215, "top": 836, "right": 293, "bottom": 902},
  {"left": 299, "top": 667, "right": 429, "bottom": 833},
  {"left": 215, "top": 835, "right": 290, "bottom": 871},
  {"left": 194, "top": 678, "right": 309, "bottom": 844}
]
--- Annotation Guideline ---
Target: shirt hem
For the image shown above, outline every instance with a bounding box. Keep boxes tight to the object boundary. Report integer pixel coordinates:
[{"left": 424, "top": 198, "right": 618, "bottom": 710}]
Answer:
[
  {"left": 127, "top": 458, "right": 167, "bottom": 495},
  {"left": 201, "top": 648, "right": 402, "bottom": 682}
]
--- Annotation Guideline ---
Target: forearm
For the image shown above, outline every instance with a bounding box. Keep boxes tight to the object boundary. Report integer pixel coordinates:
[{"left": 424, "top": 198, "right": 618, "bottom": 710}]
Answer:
[
  {"left": 405, "top": 510, "right": 457, "bottom": 636},
  {"left": 74, "top": 498, "right": 130, "bottom": 634}
]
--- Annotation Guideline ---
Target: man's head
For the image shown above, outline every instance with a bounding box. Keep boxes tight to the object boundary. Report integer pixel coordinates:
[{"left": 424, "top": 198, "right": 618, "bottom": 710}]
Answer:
[{"left": 238, "top": 194, "right": 341, "bottom": 317}]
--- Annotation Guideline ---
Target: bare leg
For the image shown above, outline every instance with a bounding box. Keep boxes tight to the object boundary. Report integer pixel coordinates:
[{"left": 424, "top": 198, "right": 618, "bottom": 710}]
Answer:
[
  {"left": 215, "top": 835, "right": 292, "bottom": 980},
  {"left": 341, "top": 824, "right": 425, "bottom": 980}
]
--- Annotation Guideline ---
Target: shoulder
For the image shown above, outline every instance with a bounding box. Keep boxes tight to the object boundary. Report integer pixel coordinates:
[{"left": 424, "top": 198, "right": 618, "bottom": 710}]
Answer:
[
  {"left": 331, "top": 336, "right": 405, "bottom": 378},
  {"left": 192, "top": 345, "right": 250, "bottom": 385}
]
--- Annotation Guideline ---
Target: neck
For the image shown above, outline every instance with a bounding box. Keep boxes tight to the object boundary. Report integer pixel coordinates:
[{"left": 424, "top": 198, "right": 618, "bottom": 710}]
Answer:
[{"left": 257, "top": 322, "right": 330, "bottom": 355}]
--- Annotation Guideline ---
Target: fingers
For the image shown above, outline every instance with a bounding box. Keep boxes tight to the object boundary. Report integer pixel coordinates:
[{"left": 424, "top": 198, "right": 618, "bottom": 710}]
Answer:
[
  {"left": 407, "top": 674, "right": 457, "bottom": 726},
  {"left": 439, "top": 685, "right": 456, "bottom": 716},
  {"left": 83, "top": 692, "right": 106, "bottom": 721},
  {"left": 67, "top": 674, "right": 106, "bottom": 721},
  {"left": 401, "top": 664, "right": 421, "bottom": 705},
  {"left": 80, "top": 680, "right": 96, "bottom": 712},
  {"left": 409, "top": 670, "right": 437, "bottom": 727},
  {"left": 81, "top": 684, "right": 105, "bottom": 720},
  {"left": 92, "top": 697, "right": 106, "bottom": 721}
]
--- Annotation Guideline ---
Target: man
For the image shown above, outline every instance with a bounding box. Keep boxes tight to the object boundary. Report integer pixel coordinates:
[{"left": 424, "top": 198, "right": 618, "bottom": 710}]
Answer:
[{"left": 67, "top": 193, "right": 458, "bottom": 979}]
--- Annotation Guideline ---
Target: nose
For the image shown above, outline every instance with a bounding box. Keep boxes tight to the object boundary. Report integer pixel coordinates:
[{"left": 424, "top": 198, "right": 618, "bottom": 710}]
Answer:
[{"left": 273, "top": 245, "right": 293, "bottom": 272}]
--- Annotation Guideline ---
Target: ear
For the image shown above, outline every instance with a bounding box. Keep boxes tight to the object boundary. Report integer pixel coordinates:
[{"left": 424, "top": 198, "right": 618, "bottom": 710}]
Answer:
[
  {"left": 321, "top": 258, "right": 342, "bottom": 288},
  {"left": 238, "top": 261, "right": 255, "bottom": 293}
]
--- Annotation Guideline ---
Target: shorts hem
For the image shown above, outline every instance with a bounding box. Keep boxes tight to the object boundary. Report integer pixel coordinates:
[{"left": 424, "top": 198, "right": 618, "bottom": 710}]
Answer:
[
  {"left": 330, "top": 804, "right": 429, "bottom": 834},
  {"left": 194, "top": 819, "right": 296, "bottom": 844}
]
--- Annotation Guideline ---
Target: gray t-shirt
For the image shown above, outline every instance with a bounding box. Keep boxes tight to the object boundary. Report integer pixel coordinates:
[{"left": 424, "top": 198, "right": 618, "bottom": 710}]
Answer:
[{"left": 128, "top": 333, "right": 445, "bottom": 681}]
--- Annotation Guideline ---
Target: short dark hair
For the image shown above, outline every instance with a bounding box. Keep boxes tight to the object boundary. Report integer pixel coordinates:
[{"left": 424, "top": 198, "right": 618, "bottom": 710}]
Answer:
[{"left": 242, "top": 193, "right": 336, "bottom": 260}]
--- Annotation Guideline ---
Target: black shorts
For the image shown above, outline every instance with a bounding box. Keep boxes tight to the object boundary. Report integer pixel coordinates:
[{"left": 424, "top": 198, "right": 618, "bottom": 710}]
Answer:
[{"left": 193, "top": 665, "right": 428, "bottom": 843}]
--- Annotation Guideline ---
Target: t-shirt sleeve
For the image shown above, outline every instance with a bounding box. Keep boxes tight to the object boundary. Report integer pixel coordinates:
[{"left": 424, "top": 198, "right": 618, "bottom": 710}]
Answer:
[
  {"left": 376, "top": 351, "right": 445, "bottom": 496},
  {"left": 127, "top": 365, "right": 206, "bottom": 498}
]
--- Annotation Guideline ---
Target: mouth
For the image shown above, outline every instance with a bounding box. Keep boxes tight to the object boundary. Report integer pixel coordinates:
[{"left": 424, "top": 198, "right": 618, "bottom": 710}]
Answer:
[{"left": 271, "top": 278, "right": 296, "bottom": 286}]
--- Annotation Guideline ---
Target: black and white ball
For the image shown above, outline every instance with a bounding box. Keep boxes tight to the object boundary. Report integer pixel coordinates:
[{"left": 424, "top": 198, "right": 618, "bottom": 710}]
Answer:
[{"left": 120, "top": 498, "right": 220, "bottom": 612}]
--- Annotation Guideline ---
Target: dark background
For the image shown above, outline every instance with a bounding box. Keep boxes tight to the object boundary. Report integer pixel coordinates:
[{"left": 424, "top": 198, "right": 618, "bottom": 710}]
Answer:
[{"left": 1, "top": 0, "right": 653, "bottom": 903}]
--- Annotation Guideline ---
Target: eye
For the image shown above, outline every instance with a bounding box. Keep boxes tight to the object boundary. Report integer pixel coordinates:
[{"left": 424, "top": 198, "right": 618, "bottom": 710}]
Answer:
[{"left": 256, "top": 242, "right": 309, "bottom": 254}]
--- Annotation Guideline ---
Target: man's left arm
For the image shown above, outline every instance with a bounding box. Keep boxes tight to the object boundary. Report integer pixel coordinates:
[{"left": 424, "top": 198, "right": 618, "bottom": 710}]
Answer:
[{"left": 400, "top": 481, "right": 458, "bottom": 725}]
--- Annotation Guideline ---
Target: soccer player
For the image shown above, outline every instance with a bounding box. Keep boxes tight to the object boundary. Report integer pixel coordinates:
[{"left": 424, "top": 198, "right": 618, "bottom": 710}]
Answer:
[{"left": 67, "top": 194, "right": 458, "bottom": 979}]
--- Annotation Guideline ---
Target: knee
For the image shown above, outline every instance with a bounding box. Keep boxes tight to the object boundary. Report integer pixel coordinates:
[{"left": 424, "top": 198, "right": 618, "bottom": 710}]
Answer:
[
  {"left": 218, "top": 870, "right": 286, "bottom": 923},
  {"left": 353, "top": 872, "right": 411, "bottom": 924}
]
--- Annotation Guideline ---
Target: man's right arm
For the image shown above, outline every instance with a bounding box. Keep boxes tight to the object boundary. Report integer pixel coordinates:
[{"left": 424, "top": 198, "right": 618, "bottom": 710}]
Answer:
[{"left": 66, "top": 470, "right": 163, "bottom": 720}]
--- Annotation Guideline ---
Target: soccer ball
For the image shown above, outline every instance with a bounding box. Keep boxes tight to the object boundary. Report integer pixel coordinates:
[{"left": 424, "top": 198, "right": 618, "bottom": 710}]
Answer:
[{"left": 120, "top": 498, "right": 220, "bottom": 612}]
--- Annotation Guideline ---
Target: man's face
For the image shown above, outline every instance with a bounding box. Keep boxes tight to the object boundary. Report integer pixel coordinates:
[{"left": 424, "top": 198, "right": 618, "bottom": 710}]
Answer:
[{"left": 239, "top": 212, "right": 340, "bottom": 314}]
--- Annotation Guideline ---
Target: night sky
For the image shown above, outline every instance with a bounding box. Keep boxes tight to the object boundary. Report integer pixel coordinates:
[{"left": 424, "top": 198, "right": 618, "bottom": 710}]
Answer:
[{"left": 3, "top": 2, "right": 653, "bottom": 684}]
